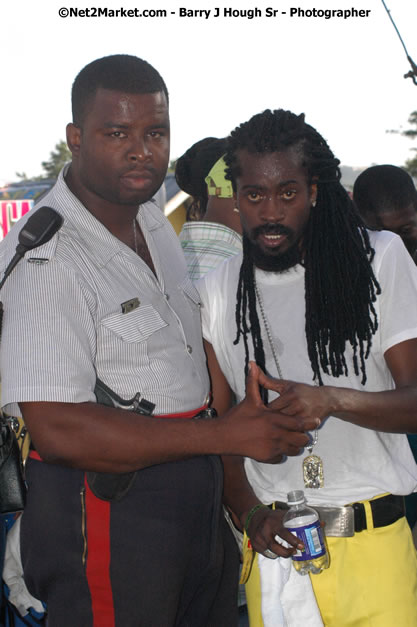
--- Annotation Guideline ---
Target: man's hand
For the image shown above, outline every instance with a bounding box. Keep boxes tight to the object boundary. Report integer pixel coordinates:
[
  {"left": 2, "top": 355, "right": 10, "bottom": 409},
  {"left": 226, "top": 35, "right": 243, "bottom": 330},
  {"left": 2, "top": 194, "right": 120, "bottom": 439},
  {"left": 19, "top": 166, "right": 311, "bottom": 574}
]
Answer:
[
  {"left": 244, "top": 506, "right": 302, "bottom": 558},
  {"left": 270, "top": 378, "right": 335, "bottom": 423},
  {"left": 220, "top": 362, "right": 320, "bottom": 462}
]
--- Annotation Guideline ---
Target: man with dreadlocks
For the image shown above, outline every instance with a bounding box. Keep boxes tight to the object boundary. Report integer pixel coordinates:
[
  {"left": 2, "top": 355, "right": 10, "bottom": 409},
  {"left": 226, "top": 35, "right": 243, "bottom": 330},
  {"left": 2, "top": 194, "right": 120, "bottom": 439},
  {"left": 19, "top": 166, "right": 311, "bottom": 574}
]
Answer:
[{"left": 197, "top": 109, "right": 417, "bottom": 626}]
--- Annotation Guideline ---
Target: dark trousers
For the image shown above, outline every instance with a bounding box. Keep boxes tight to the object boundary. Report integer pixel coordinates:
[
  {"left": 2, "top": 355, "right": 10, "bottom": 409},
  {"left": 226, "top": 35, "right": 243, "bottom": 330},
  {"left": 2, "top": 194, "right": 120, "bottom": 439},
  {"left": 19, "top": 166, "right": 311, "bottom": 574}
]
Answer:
[{"left": 21, "top": 456, "right": 239, "bottom": 627}]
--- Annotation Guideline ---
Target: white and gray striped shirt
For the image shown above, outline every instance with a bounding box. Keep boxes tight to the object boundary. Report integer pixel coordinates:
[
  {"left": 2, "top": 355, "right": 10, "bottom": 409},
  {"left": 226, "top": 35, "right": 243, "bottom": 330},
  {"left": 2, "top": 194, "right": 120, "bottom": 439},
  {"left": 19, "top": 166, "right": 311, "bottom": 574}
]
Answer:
[{"left": 0, "top": 166, "right": 210, "bottom": 417}]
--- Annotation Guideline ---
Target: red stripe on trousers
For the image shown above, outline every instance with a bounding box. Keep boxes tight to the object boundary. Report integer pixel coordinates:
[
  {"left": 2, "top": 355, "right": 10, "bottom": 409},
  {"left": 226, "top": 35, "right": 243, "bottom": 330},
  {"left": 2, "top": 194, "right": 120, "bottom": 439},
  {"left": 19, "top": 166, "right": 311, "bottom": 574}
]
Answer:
[{"left": 84, "top": 476, "right": 115, "bottom": 627}]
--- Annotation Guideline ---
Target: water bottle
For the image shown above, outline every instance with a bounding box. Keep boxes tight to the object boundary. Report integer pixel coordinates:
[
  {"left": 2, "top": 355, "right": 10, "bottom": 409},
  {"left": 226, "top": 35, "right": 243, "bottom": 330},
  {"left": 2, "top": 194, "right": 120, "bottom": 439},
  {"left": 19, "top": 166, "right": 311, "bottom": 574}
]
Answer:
[{"left": 283, "top": 490, "right": 329, "bottom": 575}]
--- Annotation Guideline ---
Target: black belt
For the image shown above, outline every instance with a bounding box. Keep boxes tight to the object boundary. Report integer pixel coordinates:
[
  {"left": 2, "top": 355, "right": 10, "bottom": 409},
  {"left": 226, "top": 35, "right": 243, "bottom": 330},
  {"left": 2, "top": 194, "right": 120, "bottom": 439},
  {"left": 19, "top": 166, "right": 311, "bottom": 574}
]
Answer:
[{"left": 352, "top": 493, "right": 405, "bottom": 532}]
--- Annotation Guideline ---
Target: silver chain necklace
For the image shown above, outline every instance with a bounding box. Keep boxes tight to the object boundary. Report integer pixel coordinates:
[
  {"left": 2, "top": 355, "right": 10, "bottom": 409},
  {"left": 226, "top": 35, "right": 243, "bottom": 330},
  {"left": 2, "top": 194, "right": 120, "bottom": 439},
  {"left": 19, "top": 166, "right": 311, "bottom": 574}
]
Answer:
[
  {"left": 133, "top": 218, "right": 138, "bottom": 254},
  {"left": 254, "top": 276, "right": 324, "bottom": 489}
]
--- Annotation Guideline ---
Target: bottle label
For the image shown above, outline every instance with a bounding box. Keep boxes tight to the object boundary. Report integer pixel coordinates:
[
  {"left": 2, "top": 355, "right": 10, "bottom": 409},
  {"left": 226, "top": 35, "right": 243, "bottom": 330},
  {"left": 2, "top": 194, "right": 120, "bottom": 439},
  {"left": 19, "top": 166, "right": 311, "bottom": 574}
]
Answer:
[{"left": 285, "top": 520, "right": 326, "bottom": 560}]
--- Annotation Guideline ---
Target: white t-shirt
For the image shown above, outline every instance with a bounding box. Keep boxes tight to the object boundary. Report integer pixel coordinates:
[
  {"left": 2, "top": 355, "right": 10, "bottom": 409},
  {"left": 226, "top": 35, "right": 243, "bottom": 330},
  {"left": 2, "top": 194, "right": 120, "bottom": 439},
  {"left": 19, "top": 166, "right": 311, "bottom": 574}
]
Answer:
[{"left": 198, "top": 230, "right": 417, "bottom": 506}]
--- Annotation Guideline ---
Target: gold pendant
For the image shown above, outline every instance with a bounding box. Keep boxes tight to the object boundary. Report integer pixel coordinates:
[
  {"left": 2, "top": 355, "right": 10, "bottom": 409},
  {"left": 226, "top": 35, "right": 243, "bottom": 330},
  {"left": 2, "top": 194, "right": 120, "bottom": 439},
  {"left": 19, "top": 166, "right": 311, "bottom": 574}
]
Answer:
[{"left": 303, "top": 454, "right": 324, "bottom": 489}]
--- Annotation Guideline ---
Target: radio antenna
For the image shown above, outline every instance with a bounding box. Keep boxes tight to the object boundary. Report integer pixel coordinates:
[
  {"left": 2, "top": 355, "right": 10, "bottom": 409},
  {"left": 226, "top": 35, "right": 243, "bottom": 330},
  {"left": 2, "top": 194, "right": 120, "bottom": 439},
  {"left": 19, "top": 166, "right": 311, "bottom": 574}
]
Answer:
[{"left": 381, "top": 0, "right": 417, "bottom": 85}]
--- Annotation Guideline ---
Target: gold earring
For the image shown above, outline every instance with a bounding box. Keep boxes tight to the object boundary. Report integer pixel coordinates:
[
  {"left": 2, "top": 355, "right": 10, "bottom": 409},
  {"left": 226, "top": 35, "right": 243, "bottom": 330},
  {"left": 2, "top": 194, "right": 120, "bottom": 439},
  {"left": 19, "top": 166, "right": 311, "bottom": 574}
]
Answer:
[{"left": 312, "top": 200, "right": 317, "bottom": 208}]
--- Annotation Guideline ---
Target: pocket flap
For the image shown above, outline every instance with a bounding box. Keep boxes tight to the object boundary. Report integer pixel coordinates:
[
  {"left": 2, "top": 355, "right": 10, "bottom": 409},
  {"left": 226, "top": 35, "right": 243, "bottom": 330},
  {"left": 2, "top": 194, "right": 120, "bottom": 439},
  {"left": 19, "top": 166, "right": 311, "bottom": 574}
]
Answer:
[{"left": 101, "top": 305, "right": 167, "bottom": 342}]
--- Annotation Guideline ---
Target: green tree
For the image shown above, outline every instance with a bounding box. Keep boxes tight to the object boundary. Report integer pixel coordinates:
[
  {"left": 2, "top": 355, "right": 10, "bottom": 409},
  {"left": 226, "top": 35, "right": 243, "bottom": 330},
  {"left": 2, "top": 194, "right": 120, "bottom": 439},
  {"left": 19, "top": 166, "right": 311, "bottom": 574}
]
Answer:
[
  {"left": 41, "top": 140, "right": 72, "bottom": 179},
  {"left": 405, "top": 156, "right": 417, "bottom": 178},
  {"left": 15, "top": 140, "right": 72, "bottom": 182},
  {"left": 15, "top": 171, "right": 30, "bottom": 181},
  {"left": 396, "top": 111, "right": 417, "bottom": 178}
]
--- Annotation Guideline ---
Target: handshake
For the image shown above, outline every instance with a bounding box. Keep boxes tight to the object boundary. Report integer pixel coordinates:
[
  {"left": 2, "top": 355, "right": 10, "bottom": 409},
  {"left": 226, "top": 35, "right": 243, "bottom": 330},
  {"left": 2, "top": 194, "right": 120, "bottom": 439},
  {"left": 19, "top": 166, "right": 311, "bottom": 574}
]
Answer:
[{"left": 217, "top": 361, "right": 323, "bottom": 463}]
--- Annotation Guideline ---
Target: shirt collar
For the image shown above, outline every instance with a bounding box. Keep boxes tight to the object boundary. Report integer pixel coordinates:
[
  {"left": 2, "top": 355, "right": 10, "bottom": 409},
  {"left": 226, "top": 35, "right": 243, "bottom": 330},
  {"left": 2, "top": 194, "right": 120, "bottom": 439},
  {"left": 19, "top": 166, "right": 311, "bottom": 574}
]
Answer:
[
  {"left": 44, "top": 164, "right": 165, "bottom": 268},
  {"left": 179, "top": 221, "right": 242, "bottom": 247}
]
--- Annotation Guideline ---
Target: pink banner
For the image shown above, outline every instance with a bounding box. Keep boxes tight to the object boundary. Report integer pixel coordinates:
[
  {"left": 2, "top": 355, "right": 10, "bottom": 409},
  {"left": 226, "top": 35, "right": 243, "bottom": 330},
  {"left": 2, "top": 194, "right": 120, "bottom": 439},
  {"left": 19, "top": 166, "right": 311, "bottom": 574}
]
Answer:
[{"left": 0, "top": 200, "right": 32, "bottom": 239}]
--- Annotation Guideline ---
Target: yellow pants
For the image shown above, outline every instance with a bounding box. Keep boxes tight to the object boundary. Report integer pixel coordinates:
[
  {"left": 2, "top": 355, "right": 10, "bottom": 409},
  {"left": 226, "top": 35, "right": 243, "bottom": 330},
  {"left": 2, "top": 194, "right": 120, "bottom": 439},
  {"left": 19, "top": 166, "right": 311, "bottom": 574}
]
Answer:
[{"left": 245, "top": 505, "right": 417, "bottom": 626}]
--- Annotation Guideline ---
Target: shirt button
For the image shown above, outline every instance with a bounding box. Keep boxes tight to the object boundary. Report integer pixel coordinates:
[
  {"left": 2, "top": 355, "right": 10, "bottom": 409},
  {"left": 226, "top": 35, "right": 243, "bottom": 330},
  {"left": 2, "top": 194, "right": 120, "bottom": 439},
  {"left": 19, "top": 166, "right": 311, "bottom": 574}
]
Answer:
[
  {"left": 186, "top": 345, "right": 193, "bottom": 354},
  {"left": 164, "top": 293, "right": 170, "bottom": 300}
]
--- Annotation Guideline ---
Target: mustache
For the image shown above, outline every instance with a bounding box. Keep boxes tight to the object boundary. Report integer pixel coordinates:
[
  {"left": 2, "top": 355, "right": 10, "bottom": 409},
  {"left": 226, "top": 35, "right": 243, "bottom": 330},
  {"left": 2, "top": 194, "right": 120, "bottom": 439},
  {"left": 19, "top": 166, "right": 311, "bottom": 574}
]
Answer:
[
  {"left": 122, "top": 165, "right": 156, "bottom": 175},
  {"left": 250, "top": 223, "right": 294, "bottom": 239}
]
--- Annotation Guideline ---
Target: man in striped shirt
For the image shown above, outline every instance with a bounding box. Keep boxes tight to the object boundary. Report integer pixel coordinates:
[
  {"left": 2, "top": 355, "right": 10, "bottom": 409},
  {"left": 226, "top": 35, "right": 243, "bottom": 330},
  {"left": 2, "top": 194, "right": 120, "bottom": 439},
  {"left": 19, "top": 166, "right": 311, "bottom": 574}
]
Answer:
[{"left": 0, "top": 56, "right": 315, "bottom": 626}]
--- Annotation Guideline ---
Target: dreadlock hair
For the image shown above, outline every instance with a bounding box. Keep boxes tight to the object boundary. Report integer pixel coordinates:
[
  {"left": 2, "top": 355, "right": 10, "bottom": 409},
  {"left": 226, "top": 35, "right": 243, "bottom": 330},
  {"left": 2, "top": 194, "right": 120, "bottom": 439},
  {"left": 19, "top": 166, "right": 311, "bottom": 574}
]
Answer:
[
  {"left": 224, "top": 109, "right": 381, "bottom": 394},
  {"left": 72, "top": 54, "right": 169, "bottom": 127},
  {"left": 175, "top": 137, "right": 227, "bottom": 221}
]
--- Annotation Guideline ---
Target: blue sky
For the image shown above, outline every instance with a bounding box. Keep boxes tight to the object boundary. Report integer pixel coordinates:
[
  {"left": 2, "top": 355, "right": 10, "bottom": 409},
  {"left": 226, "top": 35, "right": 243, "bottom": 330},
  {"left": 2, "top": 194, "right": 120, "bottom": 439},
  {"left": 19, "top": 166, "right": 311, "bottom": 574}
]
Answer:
[{"left": 1, "top": 0, "right": 417, "bottom": 183}]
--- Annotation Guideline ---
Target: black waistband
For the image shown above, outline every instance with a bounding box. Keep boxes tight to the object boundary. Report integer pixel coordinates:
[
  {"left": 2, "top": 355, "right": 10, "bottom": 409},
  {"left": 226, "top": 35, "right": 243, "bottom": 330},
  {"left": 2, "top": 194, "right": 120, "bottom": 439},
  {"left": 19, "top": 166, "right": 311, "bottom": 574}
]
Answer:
[{"left": 352, "top": 493, "right": 405, "bottom": 532}]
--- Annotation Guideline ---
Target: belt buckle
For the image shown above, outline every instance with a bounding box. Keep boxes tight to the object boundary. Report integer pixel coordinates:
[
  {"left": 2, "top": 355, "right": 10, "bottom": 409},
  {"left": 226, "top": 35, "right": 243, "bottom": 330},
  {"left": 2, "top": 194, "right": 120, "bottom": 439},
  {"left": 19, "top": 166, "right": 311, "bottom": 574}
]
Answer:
[
  {"left": 315, "top": 505, "right": 355, "bottom": 537},
  {"left": 193, "top": 408, "right": 218, "bottom": 420}
]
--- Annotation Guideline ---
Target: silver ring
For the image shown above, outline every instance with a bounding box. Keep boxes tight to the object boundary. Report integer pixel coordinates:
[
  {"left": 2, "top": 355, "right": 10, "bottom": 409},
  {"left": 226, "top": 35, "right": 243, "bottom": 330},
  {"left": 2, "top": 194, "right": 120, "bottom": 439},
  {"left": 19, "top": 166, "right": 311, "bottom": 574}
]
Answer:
[{"left": 263, "top": 548, "right": 278, "bottom": 559}]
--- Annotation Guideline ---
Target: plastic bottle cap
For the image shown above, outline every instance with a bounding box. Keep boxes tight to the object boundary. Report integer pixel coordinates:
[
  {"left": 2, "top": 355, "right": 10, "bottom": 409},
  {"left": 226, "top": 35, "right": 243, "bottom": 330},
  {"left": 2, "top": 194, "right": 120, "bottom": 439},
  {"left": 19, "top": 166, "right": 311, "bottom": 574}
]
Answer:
[{"left": 287, "top": 490, "right": 305, "bottom": 505}]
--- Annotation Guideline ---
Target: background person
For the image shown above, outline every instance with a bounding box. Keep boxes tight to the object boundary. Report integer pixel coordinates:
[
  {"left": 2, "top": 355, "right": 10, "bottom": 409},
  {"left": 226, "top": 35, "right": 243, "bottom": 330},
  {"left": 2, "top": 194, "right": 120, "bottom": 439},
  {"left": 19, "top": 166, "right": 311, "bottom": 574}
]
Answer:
[
  {"left": 176, "top": 136, "right": 249, "bottom": 619},
  {"left": 175, "top": 137, "right": 242, "bottom": 280},
  {"left": 353, "top": 164, "right": 417, "bottom": 262},
  {"left": 353, "top": 163, "right": 417, "bottom": 530}
]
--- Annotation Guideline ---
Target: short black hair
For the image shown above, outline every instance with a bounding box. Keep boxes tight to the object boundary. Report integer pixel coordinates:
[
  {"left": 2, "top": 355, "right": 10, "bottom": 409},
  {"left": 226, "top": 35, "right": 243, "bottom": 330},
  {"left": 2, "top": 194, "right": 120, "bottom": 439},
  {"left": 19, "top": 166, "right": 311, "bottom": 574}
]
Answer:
[
  {"left": 72, "top": 54, "right": 169, "bottom": 126},
  {"left": 175, "top": 137, "right": 227, "bottom": 219},
  {"left": 353, "top": 165, "right": 417, "bottom": 216}
]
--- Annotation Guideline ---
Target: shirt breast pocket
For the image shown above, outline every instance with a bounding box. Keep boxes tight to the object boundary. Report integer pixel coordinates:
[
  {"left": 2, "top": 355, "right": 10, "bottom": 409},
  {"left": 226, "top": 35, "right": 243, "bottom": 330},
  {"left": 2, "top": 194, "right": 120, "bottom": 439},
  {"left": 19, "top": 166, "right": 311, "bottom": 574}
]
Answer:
[{"left": 101, "top": 305, "right": 168, "bottom": 343}]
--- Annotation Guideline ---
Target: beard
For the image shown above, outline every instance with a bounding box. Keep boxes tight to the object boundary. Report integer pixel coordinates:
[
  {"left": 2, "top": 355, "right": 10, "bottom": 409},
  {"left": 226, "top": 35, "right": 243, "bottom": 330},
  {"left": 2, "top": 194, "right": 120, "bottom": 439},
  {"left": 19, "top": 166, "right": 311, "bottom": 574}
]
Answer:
[{"left": 244, "top": 224, "right": 303, "bottom": 272}]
